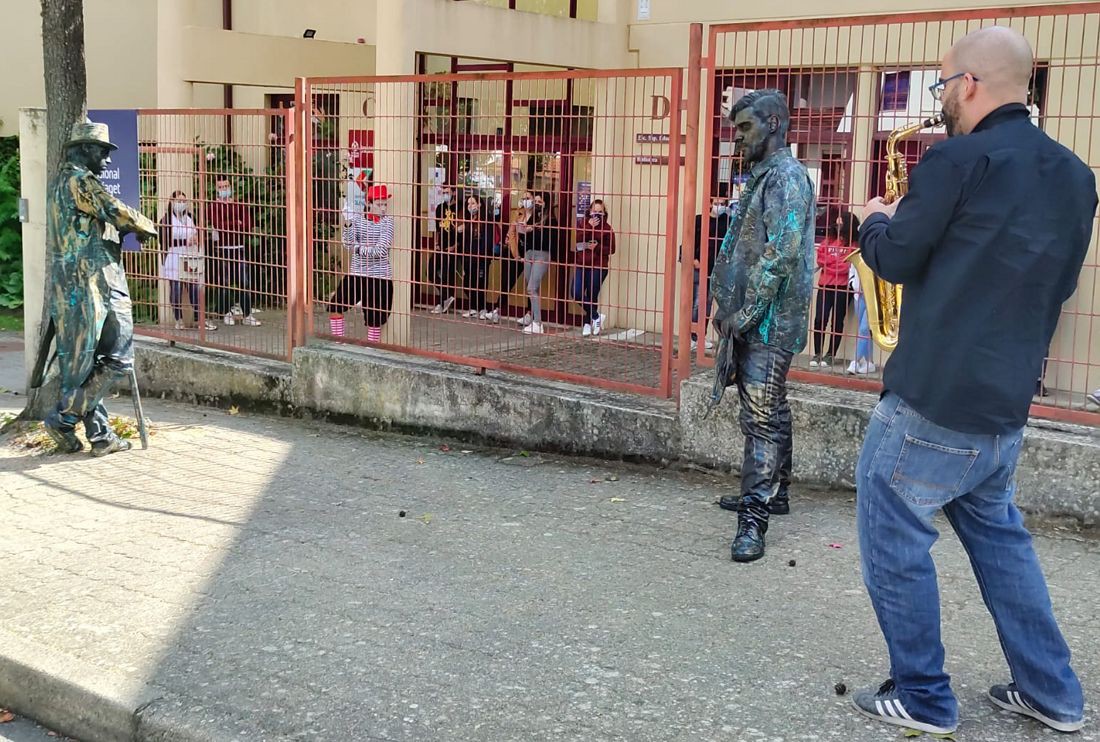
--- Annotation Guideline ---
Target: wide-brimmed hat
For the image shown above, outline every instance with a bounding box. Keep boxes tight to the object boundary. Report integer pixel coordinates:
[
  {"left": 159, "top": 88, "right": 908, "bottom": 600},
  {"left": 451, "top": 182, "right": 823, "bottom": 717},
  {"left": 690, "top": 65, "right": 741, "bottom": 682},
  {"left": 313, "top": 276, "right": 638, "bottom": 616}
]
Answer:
[
  {"left": 65, "top": 122, "right": 118, "bottom": 151},
  {"left": 367, "top": 184, "right": 392, "bottom": 201}
]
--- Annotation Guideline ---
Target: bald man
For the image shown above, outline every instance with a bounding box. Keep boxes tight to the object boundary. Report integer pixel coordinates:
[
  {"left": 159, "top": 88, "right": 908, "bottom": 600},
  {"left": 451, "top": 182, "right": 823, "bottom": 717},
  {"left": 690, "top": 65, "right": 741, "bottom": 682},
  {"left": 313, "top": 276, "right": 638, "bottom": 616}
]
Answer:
[{"left": 849, "top": 26, "right": 1094, "bottom": 736}]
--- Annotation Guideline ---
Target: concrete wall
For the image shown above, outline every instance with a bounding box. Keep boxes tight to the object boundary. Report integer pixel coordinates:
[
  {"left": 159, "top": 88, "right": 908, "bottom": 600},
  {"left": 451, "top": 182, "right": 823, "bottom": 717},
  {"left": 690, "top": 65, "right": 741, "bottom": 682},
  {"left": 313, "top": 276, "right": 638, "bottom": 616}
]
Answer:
[{"left": 19, "top": 109, "right": 47, "bottom": 384}]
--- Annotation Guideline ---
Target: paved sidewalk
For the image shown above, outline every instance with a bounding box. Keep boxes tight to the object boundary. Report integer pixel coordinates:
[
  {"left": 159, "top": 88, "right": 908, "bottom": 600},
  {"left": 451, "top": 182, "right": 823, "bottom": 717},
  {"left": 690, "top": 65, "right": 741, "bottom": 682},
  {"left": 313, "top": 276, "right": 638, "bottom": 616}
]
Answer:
[{"left": 1, "top": 335, "right": 1098, "bottom": 741}]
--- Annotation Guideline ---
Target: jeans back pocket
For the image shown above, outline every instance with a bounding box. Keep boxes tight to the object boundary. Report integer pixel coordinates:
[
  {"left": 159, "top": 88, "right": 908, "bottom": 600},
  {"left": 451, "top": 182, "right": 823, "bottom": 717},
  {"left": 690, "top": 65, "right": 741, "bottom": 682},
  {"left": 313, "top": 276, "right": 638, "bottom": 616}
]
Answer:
[{"left": 890, "top": 434, "right": 980, "bottom": 507}]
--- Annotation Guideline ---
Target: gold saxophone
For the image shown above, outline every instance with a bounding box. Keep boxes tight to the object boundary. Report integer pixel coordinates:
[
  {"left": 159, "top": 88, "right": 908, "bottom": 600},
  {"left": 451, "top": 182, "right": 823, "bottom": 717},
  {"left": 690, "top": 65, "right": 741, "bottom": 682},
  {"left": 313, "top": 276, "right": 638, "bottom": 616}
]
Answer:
[{"left": 847, "top": 113, "right": 943, "bottom": 351}]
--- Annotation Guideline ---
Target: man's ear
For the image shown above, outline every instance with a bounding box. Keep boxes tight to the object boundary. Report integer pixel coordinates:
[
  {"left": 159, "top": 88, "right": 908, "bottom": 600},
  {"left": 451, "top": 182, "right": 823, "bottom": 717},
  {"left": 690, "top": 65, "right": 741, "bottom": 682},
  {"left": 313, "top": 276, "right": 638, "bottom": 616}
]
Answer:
[{"left": 768, "top": 114, "right": 779, "bottom": 133}]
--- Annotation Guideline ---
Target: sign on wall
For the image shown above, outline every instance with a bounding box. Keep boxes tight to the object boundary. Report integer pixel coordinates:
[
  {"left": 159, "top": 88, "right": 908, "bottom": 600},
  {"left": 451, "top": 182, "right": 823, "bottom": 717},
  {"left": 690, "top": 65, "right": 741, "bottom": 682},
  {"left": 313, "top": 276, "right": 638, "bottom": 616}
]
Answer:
[{"left": 87, "top": 109, "right": 141, "bottom": 251}]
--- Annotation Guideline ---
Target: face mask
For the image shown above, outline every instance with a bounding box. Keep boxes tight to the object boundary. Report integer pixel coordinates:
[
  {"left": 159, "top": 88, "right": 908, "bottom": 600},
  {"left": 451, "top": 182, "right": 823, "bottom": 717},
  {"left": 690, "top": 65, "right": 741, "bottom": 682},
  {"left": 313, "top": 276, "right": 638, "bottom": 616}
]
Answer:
[
  {"left": 372, "top": 202, "right": 387, "bottom": 215},
  {"left": 172, "top": 202, "right": 188, "bottom": 216},
  {"left": 468, "top": 205, "right": 479, "bottom": 215},
  {"left": 217, "top": 189, "right": 233, "bottom": 200},
  {"left": 711, "top": 204, "right": 727, "bottom": 218},
  {"left": 521, "top": 199, "right": 533, "bottom": 210},
  {"left": 442, "top": 194, "right": 451, "bottom": 204}
]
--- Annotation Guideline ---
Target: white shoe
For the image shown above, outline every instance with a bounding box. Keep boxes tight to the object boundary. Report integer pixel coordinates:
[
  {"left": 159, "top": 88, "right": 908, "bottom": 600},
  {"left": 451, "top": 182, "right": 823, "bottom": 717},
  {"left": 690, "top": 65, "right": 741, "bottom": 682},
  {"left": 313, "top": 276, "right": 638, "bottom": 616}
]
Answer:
[
  {"left": 224, "top": 313, "right": 236, "bottom": 326},
  {"left": 809, "top": 357, "right": 820, "bottom": 367},
  {"left": 582, "top": 323, "right": 592, "bottom": 337},
  {"left": 690, "top": 339, "right": 698, "bottom": 352},
  {"left": 204, "top": 320, "right": 218, "bottom": 331},
  {"left": 522, "top": 322, "right": 544, "bottom": 335},
  {"left": 704, "top": 339, "right": 714, "bottom": 350},
  {"left": 243, "top": 313, "right": 262, "bottom": 327},
  {"left": 592, "top": 313, "right": 603, "bottom": 336},
  {"left": 430, "top": 304, "right": 443, "bottom": 314},
  {"left": 847, "top": 360, "right": 858, "bottom": 375},
  {"left": 478, "top": 309, "right": 489, "bottom": 321},
  {"left": 174, "top": 319, "right": 185, "bottom": 330},
  {"left": 462, "top": 309, "right": 477, "bottom": 318},
  {"left": 231, "top": 303, "right": 244, "bottom": 317},
  {"left": 517, "top": 312, "right": 532, "bottom": 327},
  {"left": 489, "top": 308, "right": 500, "bottom": 324},
  {"left": 865, "top": 362, "right": 877, "bottom": 374},
  {"left": 442, "top": 296, "right": 455, "bottom": 313}
]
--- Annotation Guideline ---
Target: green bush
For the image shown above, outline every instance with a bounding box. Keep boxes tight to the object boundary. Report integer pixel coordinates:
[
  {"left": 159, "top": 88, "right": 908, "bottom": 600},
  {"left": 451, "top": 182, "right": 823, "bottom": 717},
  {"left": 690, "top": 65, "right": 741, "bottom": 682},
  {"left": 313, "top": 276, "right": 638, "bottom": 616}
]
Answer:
[{"left": 0, "top": 136, "right": 21, "bottom": 310}]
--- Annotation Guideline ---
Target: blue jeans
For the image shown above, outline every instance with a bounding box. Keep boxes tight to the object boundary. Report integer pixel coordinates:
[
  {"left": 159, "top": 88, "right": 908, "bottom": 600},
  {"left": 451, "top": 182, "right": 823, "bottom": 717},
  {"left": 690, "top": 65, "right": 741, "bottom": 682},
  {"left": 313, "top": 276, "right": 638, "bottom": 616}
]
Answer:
[
  {"left": 735, "top": 341, "right": 794, "bottom": 525},
  {"left": 572, "top": 266, "right": 608, "bottom": 324},
  {"left": 854, "top": 294, "right": 872, "bottom": 361},
  {"left": 857, "top": 392, "right": 1083, "bottom": 728}
]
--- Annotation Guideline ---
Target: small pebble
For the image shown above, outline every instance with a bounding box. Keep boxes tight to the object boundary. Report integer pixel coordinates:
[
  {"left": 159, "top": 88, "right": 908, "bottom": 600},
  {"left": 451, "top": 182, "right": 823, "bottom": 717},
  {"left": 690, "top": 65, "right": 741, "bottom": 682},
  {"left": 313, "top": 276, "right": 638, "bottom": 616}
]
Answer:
[
  {"left": 788, "top": 559, "right": 796, "bottom": 567},
  {"left": 835, "top": 682, "right": 847, "bottom": 696},
  {"left": 398, "top": 511, "right": 406, "bottom": 518}
]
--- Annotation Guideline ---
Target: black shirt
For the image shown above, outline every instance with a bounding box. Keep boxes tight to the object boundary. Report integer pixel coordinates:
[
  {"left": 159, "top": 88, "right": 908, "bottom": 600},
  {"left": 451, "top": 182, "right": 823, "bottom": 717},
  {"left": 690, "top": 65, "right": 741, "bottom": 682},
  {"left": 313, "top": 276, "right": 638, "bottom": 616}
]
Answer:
[
  {"left": 860, "top": 103, "right": 1097, "bottom": 434},
  {"left": 694, "top": 211, "right": 731, "bottom": 273}
]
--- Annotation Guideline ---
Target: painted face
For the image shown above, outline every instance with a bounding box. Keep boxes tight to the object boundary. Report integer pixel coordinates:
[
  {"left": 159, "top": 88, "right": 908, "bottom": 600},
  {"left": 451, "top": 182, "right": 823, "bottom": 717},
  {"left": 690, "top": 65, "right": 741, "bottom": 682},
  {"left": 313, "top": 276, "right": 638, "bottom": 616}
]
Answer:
[
  {"left": 731, "top": 105, "right": 773, "bottom": 166},
  {"left": 81, "top": 144, "right": 112, "bottom": 177}
]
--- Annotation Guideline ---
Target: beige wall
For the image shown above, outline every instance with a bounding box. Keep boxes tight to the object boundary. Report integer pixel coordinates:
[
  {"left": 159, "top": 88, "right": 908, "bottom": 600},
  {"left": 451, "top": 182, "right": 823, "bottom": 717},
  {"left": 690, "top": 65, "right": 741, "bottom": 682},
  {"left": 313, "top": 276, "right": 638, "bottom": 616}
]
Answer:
[{"left": 1, "top": 0, "right": 157, "bottom": 137}]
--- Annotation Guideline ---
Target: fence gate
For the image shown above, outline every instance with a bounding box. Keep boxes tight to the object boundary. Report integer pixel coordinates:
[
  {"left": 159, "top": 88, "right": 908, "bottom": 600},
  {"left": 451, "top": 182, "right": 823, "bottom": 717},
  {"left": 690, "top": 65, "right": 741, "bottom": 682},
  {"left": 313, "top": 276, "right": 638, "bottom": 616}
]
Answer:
[
  {"left": 691, "top": 4, "right": 1100, "bottom": 425},
  {"left": 298, "top": 68, "right": 685, "bottom": 397}
]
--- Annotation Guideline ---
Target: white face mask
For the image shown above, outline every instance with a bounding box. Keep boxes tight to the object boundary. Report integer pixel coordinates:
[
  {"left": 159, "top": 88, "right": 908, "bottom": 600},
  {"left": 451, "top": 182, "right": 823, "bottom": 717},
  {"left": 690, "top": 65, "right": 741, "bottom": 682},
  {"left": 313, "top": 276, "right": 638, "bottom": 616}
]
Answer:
[
  {"left": 217, "top": 188, "right": 233, "bottom": 200},
  {"left": 172, "top": 202, "right": 188, "bottom": 216},
  {"left": 521, "top": 198, "right": 533, "bottom": 210},
  {"left": 442, "top": 193, "right": 452, "bottom": 204},
  {"left": 468, "top": 204, "right": 479, "bottom": 214},
  {"left": 371, "top": 202, "right": 387, "bottom": 215}
]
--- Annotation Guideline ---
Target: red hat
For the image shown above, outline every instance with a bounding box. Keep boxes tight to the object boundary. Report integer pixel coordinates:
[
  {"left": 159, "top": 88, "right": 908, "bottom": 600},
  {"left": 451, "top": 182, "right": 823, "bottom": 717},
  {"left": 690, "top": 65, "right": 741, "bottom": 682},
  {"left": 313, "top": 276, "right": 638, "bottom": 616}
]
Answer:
[{"left": 367, "top": 184, "right": 391, "bottom": 201}]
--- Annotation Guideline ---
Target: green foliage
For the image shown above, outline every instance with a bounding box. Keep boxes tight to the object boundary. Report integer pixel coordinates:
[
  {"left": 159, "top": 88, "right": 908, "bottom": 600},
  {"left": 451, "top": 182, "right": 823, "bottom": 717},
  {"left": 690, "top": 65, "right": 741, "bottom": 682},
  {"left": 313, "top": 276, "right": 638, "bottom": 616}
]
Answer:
[{"left": 0, "top": 136, "right": 22, "bottom": 310}]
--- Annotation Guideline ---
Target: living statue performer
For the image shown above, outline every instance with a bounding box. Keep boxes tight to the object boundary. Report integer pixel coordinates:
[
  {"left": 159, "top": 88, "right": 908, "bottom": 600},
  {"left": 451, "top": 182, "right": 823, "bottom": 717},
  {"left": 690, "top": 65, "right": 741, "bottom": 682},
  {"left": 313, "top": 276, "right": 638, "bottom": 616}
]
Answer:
[
  {"left": 707, "top": 89, "right": 816, "bottom": 563},
  {"left": 32, "top": 122, "right": 156, "bottom": 456}
]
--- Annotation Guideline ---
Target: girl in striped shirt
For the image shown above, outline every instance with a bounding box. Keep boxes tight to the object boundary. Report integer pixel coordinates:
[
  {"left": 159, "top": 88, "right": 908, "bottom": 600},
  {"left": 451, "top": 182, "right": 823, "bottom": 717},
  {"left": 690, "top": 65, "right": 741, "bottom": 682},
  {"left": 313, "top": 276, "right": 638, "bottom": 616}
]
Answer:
[{"left": 328, "top": 184, "right": 395, "bottom": 343}]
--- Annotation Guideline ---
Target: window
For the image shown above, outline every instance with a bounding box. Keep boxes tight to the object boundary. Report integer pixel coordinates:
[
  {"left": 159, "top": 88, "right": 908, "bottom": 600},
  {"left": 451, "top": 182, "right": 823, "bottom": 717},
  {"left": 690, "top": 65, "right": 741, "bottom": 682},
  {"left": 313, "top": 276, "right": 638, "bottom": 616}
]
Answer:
[
  {"left": 880, "top": 72, "right": 910, "bottom": 112},
  {"left": 452, "top": 0, "right": 597, "bottom": 20}
]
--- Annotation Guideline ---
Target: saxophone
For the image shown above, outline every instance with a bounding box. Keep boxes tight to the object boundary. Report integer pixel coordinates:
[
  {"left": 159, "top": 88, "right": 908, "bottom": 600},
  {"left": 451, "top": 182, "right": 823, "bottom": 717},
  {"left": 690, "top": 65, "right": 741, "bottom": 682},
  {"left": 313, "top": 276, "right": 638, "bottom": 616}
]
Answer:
[{"left": 847, "top": 113, "right": 943, "bottom": 351}]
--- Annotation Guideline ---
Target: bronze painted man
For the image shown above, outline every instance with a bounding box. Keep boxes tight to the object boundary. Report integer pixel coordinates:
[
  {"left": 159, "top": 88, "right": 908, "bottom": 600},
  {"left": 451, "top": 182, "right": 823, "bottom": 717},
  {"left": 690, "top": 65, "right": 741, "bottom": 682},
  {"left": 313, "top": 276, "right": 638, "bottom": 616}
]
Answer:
[
  {"left": 708, "top": 89, "right": 816, "bottom": 562},
  {"left": 34, "top": 122, "right": 156, "bottom": 456}
]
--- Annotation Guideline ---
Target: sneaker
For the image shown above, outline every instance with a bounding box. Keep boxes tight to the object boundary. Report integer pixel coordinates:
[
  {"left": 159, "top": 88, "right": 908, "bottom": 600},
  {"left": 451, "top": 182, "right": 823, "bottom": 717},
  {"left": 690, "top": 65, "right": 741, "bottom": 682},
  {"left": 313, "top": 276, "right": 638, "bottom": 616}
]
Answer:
[
  {"left": 730, "top": 519, "right": 766, "bottom": 562},
  {"left": 690, "top": 339, "right": 698, "bottom": 352},
  {"left": 230, "top": 303, "right": 244, "bottom": 317},
  {"left": 90, "top": 435, "right": 132, "bottom": 458},
  {"left": 810, "top": 356, "right": 822, "bottom": 367},
  {"left": 242, "top": 314, "right": 262, "bottom": 327},
  {"left": 593, "top": 313, "right": 603, "bottom": 336},
  {"left": 852, "top": 679, "right": 956, "bottom": 736},
  {"left": 517, "top": 312, "right": 532, "bottom": 327},
  {"left": 442, "top": 296, "right": 456, "bottom": 313},
  {"left": 462, "top": 309, "right": 477, "bottom": 318},
  {"left": 1088, "top": 389, "right": 1100, "bottom": 407},
  {"left": 866, "top": 362, "right": 877, "bottom": 374},
  {"left": 718, "top": 494, "right": 790, "bottom": 515},
  {"left": 704, "top": 339, "right": 714, "bottom": 350},
  {"left": 224, "top": 313, "right": 236, "bottom": 326},
  {"left": 989, "top": 683, "right": 1084, "bottom": 733},
  {"left": 43, "top": 412, "right": 83, "bottom": 454},
  {"left": 522, "top": 322, "right": 544, "bottom": 335},
  {"left": 204, "top": 320, "right": 218, "bottom": 331},
  {"left": 582, "top": 323, "right": 592, "bottom": 337},
  {"left": 847, "top": 360, "right": 859, "bottom": 375},
  {"left": 430, "top": 304, "right": 443, "bottom": 314},
  {"left": 478, "top": 309, "right": 489, "bottom": 321},
  {"left": 489, "top": 308, "right": 500, "bottom": 324},
  {"left": 822, "top": 355, "right": 834, "bottom": 367},
  {"left": 174, "top": 319, "right": 185, "bottom": 331}
]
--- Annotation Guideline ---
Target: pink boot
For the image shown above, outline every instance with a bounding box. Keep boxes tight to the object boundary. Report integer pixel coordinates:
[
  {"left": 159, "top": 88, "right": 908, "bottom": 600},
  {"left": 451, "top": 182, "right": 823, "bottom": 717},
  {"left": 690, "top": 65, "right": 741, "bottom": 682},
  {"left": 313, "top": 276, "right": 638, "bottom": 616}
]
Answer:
[
  {"left": 329, "top": 314, "right": 345, "bottom": 337},
  {"left": 367, "top": 326, "right": 382, "bottom": 343}
]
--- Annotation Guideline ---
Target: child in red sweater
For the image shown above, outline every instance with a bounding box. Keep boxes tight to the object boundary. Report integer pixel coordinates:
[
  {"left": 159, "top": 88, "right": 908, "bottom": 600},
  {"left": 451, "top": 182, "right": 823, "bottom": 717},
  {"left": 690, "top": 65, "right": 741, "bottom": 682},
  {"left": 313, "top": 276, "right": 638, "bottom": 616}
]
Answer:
[{"left": 811, "top": 209, "right": 859, "bottom": 367}]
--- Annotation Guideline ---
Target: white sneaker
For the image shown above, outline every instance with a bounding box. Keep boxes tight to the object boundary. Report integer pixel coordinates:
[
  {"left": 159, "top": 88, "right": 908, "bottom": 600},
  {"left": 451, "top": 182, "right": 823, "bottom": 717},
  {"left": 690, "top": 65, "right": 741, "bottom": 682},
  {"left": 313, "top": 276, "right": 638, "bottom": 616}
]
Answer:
[
  {"left": 204, "top": 320, "right": 218, "bottom": 331},
  {"left": 866, "top": 362, "right": 877, "bottom": 374},
  {"left": 442, "top": 296, "right": 455, "bottom": 313},
  {"left": 582, "top": 323, "right": 592, "bottom": 337},
  {"left": 231, "top": 303, "right": 244, "bottom": 317},
  {"left": 462, "top": 309, "right": 477, "bottom": 318},
  {"left": 224, "top": 313, "right": 236, "bottom": 326},
  {"left": 847, "top": 360, "right": 859, "bottom": 375},
  {"left": 809, "top": 357, "right": 820, "bottom": 367},
  {"left": 704, "top": 339, "right": 714, "bottom": 350},
  {"left": 478, "top": 309, "right": 489, "bottom": 321},
  {"left": 592, "top": 313, "right": 603, "bottom": 336},
  {"left": 1087, "top": 389, "right": 1100, "bottom": 407},
  {"left": 690, "top": 339, "right": 698, "bottom": 352},
  {"left": 430, "top": 304, "right": 443, "bottom": 314},
  {"left": 174, "top": 319, "right": 185, "bottom": 331},
  {"left": 517, "top": 312, "right": 532, "bottom": 327},
  {"left": 522, "top": 322, "right": 544, "bottom": 335},
  {"left": 489, "top": 308, "right": 500, "bottom": 324},
  {"left": 243, "top": 313, "right": 262, "bottom": 327}
]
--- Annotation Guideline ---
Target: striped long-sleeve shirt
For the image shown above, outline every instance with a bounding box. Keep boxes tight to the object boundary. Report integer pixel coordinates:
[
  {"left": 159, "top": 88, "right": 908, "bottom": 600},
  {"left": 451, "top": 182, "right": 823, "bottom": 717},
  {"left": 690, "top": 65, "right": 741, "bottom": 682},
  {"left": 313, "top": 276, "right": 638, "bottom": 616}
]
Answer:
[{"left": 342, "top": 214, "right": 394, "bottom": 278}]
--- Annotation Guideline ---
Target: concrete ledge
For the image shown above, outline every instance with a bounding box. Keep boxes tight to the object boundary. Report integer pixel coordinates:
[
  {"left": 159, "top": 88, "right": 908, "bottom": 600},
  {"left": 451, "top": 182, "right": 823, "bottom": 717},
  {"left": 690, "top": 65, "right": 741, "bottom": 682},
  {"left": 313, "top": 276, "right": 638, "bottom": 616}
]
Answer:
[
  {"left": 680, "top": 375, "right": 1100, "bottom": 523},
  {"left": 131, "top": 339, "right": 1100, "bottom": 523}
]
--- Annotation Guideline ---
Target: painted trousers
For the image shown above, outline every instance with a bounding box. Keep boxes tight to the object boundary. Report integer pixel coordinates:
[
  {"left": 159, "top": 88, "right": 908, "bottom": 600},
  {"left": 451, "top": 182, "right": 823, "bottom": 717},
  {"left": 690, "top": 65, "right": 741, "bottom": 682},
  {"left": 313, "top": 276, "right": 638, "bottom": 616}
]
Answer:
[{"left": 735, "top": 340, "right": 794, "bottom": 528}]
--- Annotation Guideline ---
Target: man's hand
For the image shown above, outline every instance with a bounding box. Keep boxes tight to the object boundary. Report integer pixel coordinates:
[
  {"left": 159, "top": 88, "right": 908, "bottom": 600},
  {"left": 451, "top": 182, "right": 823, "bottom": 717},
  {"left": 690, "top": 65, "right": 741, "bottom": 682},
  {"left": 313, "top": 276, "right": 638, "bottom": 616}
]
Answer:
[{"left": 863, "top": 196, "right": 900, "bottom": 220}]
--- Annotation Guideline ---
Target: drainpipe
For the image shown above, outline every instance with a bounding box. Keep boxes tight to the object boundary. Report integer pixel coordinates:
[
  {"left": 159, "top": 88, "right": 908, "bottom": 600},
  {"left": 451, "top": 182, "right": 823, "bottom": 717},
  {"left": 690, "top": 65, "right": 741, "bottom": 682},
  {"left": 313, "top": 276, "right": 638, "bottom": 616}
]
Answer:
[{"left": 223, "top": 0, "right": 233, "bottom": 143}]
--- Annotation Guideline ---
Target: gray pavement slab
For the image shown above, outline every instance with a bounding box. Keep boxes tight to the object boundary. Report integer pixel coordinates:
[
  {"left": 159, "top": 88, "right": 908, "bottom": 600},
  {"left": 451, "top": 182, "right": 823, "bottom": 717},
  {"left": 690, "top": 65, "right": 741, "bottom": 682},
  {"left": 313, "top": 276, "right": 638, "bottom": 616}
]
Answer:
[{"left": 0, "top": 335, "right": 1098, "bottom": 741}]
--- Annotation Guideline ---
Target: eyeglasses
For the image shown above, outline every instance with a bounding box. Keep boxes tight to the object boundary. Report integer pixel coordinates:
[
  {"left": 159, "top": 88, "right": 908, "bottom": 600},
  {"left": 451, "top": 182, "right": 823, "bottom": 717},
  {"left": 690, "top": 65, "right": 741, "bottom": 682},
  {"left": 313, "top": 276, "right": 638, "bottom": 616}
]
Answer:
[{"left": 929, "top": 72, "right": 980, "bottom": 101}]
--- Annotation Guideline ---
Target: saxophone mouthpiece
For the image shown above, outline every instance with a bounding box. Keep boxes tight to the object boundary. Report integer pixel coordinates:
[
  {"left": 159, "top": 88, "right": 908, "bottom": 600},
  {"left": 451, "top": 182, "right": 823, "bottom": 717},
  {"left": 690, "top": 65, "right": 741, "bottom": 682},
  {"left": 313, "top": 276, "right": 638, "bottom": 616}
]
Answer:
[{"left": 925, "top": 114, "right": 945, "bottom": 128}]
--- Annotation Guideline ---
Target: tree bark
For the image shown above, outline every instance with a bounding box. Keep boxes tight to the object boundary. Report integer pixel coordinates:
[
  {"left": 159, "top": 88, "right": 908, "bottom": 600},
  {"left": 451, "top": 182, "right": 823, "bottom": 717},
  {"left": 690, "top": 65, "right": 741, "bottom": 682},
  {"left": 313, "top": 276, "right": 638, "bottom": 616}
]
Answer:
[{"left": 17, "top": 0, "right": 86, "bottom": 421}]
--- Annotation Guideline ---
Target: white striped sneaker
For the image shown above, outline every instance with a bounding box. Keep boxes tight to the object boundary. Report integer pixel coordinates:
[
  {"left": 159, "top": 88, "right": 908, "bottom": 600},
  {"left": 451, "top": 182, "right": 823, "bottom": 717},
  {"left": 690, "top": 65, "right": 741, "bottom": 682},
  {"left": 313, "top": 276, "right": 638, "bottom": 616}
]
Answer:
[
  {"left": 852, "top": 679, "right": 957, "bottom": 736},
  {"left": 989, "top": 683, "right": 1084, "bottom": 733}
]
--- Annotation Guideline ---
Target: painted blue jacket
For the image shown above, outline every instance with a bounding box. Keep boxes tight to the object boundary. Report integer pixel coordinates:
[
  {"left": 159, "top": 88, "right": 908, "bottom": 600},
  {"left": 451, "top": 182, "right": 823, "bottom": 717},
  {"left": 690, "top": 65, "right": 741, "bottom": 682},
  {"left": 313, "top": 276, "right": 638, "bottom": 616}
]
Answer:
[{"left": 710, "top": 148, "right": 816, "bottom": 353}]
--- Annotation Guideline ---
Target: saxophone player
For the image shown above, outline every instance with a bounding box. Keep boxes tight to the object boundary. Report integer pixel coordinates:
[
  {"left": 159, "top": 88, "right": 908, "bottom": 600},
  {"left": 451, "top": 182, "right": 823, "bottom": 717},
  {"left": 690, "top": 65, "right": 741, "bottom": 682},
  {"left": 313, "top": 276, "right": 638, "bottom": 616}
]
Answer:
[{"left": 849, "top": 27, "right": 1096, "bottom": 736}]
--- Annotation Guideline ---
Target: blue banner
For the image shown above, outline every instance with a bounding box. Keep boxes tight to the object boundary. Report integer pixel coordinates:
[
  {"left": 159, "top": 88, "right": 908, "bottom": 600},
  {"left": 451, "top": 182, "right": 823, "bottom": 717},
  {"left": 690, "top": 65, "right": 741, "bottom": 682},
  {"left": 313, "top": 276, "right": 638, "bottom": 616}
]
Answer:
[{"left": 87, "top": 109, "right": 141, "bottom": 251}]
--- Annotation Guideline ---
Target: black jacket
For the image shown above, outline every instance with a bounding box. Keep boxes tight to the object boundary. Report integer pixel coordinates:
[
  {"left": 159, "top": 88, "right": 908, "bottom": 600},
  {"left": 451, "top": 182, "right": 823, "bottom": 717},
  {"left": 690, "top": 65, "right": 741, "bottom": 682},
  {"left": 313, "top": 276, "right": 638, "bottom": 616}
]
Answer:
[{"left": 860, "top": 103, "right": 1097, "bottom": 434}]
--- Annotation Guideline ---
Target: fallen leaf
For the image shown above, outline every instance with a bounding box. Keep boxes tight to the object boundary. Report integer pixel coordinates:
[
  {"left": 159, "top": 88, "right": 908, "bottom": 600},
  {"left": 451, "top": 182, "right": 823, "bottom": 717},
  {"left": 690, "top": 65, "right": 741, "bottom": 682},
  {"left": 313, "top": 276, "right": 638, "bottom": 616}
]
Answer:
[
  {"left": 828, "top": 543, "right": 843, "bottom": 549},
  {"left": 0, "top": 712, "right": 15, "bottom": 723},
  {"left": 228, "top": 406, "right": 240, "bottom": 416},
  {"left": 416, "top": 457, "right": 425, "bottom": 465},
  {"left": 610, "top": 497, "right": 627, "bottom": 503},
  {"left": 419, "top": 513, "right": 432, "bottom": 524},
  {"left": 518, "top": 451, "right": 530, "bottom": 457}
]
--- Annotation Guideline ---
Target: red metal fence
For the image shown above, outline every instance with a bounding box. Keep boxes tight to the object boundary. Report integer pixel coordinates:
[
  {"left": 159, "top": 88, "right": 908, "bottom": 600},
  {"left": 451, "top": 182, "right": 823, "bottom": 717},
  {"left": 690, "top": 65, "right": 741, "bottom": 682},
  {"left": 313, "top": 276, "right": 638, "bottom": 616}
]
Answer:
[
  {"left": 125, "top": 6, "right": 1100, "bottom": 424},
  {"left": 688, "top": 4, "right": 1100, "bottom": 425}
]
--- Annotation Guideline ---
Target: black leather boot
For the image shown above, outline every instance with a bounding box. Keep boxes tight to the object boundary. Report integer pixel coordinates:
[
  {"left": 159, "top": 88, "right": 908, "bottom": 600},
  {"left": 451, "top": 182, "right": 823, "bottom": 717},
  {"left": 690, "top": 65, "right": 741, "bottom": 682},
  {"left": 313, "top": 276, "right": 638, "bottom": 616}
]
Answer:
[{"left": 731, "top": 518, "right": 766, "bottom": 562}]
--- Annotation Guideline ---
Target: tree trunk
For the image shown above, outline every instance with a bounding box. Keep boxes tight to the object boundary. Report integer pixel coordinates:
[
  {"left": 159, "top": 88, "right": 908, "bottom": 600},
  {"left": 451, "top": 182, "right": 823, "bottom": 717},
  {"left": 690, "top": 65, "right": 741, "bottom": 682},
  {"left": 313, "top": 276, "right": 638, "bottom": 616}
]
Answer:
[{"left": 17, "top": 0, "right": 86, "bottom": 421}]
